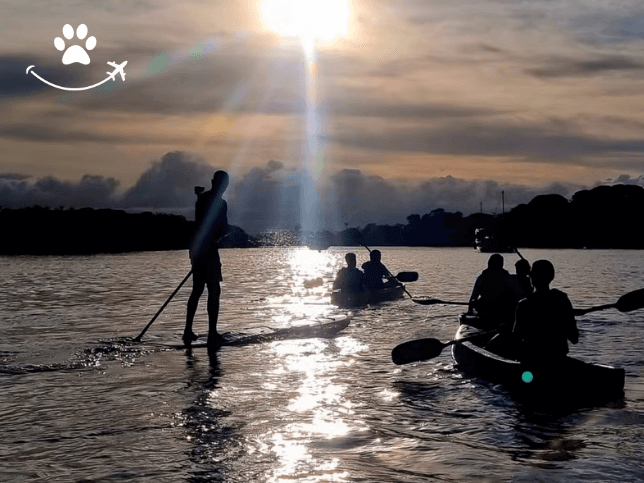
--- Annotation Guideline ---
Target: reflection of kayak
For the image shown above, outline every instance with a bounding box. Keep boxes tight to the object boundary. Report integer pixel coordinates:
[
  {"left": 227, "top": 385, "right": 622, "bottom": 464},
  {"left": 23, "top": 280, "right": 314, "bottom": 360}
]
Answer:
[
  {"left": 164, "top": 315, "right": 351, "bottom": 349},
  {"left": 330, "top": 285, "right": 405, "bottom": 308},
  {"left": 452, "top": 323, "right": 625, "bottom": 408}
]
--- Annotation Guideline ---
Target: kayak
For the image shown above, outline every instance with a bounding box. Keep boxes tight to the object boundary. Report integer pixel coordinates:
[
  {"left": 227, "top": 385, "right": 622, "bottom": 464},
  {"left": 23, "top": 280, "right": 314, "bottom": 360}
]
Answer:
[
  {"left": 330, "top": 285, "right": 405, "bottom": 308},
  {"left": 451, "top": 322, "right": 625, "bottom": 408},
  {"left": 164, "top": 315, "right": 351, "bottom": 349}
]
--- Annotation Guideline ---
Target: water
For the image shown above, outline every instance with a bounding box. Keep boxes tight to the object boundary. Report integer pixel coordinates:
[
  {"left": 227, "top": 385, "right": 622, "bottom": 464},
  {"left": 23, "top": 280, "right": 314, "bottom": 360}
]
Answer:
[{"left": 1, "top": 247, "right": 643, "bottom": 482}]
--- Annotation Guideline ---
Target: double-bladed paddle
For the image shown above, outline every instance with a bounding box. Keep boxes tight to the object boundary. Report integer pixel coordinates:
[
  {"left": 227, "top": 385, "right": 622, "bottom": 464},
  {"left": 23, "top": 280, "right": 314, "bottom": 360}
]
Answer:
[
  {"left": 412, "top": 297, "right": 469, "bottom": 306},
  {"left": 359, "top": 243, "right": 415, "bottom": 298},
  {"left": 410, "top": 249, "right": 525, "bottom": 305},
  {"left": 573, "top": 288, "right": 644, "bottom": 316},
  {"left": 304, "top": 272, "right": 417, "bottom": 288},
  {"left": 394, "top": 287, "right": 644, "bottom": 365},
  {"left": 393, "top": 271, "right": 419, "bottom": 283},
  {"left": 391, "top": 329, "right": 501, "bottom": 365}
]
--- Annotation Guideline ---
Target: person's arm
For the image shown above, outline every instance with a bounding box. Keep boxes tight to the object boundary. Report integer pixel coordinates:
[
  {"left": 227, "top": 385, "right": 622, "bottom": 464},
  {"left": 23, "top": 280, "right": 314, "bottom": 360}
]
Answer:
[
  {"left": 562, "top": 295, "right": 579, "bottom": 344},
  {"left": 333, "top": 269, "right": 344, "bottom": 290},
  {"left": 212, "top": 200, "right": 228, "bottom": 243},
  {"left": 512, "top": 299, "right": 526, "bottom": 342},
  {"left": 381, "top": 263, "right": 393, "bottom": 279},
  {"left": 358, "top": 269, "right": 366, "bottom": 292},
  {"left": 468, "top": 276, "right": 482, "bottom": 312}
]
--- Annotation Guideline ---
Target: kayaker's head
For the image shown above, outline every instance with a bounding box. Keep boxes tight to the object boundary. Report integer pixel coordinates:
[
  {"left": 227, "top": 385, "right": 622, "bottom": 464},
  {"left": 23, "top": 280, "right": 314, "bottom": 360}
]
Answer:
[
  {"left": 345, "top": 252, "right": 357, "bottom": 268},
  {"left": 487, "top": 253, "right": 504, "bottom": 270},
  {"left": 530, "top": 259, "right": 555, "bottom": 290},
  {"left": 515, "top": 259, "right": 530, "bottom": 277},
  {"left": 211, "top": 170, "right": 229, "bottom": 196},
  {"left": 370, "top": 250, "right": 381, "bottom": 262}
]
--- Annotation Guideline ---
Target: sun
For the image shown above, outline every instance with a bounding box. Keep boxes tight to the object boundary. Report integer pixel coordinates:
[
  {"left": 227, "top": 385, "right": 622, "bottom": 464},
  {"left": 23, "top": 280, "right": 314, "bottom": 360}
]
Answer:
[{"left": 260, "top": 0, "right": 350, "bottom": 44}]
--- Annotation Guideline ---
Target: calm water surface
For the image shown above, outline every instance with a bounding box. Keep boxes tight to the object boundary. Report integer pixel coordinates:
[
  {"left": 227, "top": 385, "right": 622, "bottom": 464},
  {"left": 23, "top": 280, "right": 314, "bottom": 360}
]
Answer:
[{"left": 1, "top": 248, "right": 643, "bottom": 482}]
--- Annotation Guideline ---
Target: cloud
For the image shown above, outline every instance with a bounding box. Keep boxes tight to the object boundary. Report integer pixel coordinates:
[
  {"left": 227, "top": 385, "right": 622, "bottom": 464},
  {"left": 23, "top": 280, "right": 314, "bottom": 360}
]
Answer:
[
  {"left": 526, "top": 55, "right": 644, "bottom": 78},
  {"left": 322, "top": 98, "right": 500, "bottom": 119},
  {"left": 0, "top": 152, "right": 607, "bottom": 234},
  {"left": 120, "top": 151, "right": 216, "bottom": 211},
  {"left": 0, "top": 56, "right": 82, "bottom": 98},
  {"left": 326, "top": 169, "right": 585, "bottom": 228},
  {"left": 71, "top": 47, "right": 309, "bottom": 116},
  {"left": 0, "top": 121, "right": 198, "bottom": 145},
  {"left": 0, "top": 173, "right": 119, "bottom": 209},
  {"left": 570, "top": 11, "right": 644, "bottom": 45},
  {"left": 331, "top": 119, "right": 644, "bottom": 166}
]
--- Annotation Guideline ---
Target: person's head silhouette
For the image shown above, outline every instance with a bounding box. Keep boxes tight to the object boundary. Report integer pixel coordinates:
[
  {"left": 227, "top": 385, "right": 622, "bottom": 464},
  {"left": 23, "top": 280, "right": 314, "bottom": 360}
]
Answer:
[
  {"left": 212, "top": 170, "right": 229, "bottom": 196},
  {"left": 487, "top": 253, "right": 504, "bottom": 270},
  {"left": 345, "top": 252, "right": 357, "bottom": 268},
  {"left": 530, "top": 259, "right": 555, "bottom": 290}
]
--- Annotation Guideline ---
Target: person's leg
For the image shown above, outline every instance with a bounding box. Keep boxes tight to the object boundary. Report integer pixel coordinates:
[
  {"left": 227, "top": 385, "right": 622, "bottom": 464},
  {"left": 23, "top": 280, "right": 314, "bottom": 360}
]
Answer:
[
  {"left": 184, "top": 268, "right": 205, "bottom": 343},
  {"left": 206, "top": 281, "right": 222, "bottom": 347}
]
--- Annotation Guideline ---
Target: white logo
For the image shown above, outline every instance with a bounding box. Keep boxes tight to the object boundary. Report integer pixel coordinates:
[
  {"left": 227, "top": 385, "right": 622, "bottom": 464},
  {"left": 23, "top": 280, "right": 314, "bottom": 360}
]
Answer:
[{"left": 26, "top": 24, "right": 127, "bottom": 91}]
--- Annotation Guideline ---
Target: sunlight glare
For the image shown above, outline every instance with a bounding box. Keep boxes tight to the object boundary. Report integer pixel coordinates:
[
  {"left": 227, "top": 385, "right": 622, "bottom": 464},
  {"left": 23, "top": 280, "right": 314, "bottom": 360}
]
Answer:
[{"left": 261, "top": 0, "right": 350, "bottom": 43}]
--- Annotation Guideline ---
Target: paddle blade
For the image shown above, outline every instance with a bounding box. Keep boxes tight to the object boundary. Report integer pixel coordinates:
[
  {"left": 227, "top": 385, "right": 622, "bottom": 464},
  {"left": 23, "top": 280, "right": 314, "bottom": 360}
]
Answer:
[
  {"left": 303, "top": 277, "right": 324, "bottom": 288},
  {"left": 412, "top": 297, "right": 443, "bottom": 305},
  {"left": 395, "top": 271, "right": 418, "bottom": 282},
  {"left": 616, "top": 288, "right": 644, "bottom": 312},
  {"left": 391, "top": 338, "right": 447, "bottom": 365}
]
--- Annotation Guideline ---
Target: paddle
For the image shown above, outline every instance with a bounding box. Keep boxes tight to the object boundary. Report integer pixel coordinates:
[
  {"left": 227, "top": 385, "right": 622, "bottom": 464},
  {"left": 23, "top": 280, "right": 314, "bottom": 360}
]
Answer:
[
  {"left": 392, "top": 328, "right": 501, "bottom": 365},
  {"left": 394, "top": 288, "right": 644, "bottom": 365},
  {"left": 359, "top": 243, "right": 414, "bottom": 298},
  {"left": 305, "top": 272, "right": 416, "bottom": 289},
  {"left": 573, "top": 288, "right": 644, "bottom": 316},
  {"left": 412, "top": 297, "right": 468, "bottom": 306},
  {"left": 393, "top": 271, "right": 418, "bottom": 283},
  {"left": 303, "top": 277, "right": 324, "bottom": 288},
  {"left": 133, "top": 270, "right": 193, "bottom": 342},
  {"left": 412, "top": 249, "right": 525, "bottom": 305}
]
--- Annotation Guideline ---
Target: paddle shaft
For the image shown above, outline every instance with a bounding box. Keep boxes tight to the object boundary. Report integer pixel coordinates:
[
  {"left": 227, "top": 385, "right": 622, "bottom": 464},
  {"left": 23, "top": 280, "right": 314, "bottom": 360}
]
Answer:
[
  {"left": 133, "top": 269, "right": 193, "bottom": 342},
  {"left": 441, "top": 328, "right": 502, "bottom": 349},
  {"left": 412, "top": 298, "right": 469, "bottom": 306},
  {"left": 397, "top": 287, "right": 644, "bottom": 363},
  {"left": 573, "top": 303, "right": 615, "bottom": 316},
  {"left": 360, "top": 244, "right": 413, "bottom": 298}
]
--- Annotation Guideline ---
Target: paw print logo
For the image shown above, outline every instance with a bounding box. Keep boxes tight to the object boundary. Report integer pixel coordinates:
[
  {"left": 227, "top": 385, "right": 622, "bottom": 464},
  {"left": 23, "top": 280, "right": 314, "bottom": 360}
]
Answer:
[
  {"left": 27, "top": 23, "right": 126, "bottom": 90},
  {"left": 54, "top": 24, "right": 97, "bottom": 65}
]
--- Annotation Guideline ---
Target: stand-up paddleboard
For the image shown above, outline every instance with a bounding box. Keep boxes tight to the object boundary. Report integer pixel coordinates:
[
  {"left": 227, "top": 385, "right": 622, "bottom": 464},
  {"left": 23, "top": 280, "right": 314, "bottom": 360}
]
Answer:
[{"left": 161, "top": 315, "right": 351, "bottom": 349}]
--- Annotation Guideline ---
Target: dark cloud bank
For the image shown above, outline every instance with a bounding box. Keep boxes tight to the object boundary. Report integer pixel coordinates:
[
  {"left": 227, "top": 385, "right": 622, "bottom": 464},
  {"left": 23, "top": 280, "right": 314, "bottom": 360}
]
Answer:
[{"left": 2, "top": 151, "right": 643, "bottom": 235}]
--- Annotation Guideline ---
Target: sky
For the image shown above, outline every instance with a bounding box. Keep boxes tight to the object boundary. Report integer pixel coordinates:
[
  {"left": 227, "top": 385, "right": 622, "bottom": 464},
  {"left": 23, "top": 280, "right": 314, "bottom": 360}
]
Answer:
[{"left": 2, "top": 0, "right": 644, "bottom": 234}]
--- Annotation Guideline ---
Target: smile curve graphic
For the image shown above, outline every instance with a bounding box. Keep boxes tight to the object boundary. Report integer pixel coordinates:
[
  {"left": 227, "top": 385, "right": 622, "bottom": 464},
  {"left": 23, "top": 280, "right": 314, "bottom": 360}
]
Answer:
[{"left": 26, "top": 62, "right": 127, "bottom": 91}]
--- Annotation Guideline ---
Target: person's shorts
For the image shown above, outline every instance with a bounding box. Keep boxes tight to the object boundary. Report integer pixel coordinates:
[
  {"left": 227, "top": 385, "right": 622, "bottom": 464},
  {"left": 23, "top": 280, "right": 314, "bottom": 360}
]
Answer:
[{"left": 192, "top": 254, "right": 222, "bottom": 284}]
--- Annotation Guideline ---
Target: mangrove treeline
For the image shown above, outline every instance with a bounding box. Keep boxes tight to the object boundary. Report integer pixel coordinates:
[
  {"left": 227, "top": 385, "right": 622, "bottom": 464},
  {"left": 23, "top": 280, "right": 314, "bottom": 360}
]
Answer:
[{"left": 0, "top": 184, "right": 642, "bottom": 254}]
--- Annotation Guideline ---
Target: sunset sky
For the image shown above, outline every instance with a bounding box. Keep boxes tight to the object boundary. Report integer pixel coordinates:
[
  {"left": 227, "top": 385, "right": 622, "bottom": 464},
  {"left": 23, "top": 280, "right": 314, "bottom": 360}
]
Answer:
[{"left": 2, "top": 0, "right": 644, "bottom": 233}]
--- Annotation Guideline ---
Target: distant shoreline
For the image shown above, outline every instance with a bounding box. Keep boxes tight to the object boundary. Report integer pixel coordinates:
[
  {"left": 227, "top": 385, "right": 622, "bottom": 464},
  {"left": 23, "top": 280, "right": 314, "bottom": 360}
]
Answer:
[{"left": 1, "top": 183, "right": 642, "bottom": 254}]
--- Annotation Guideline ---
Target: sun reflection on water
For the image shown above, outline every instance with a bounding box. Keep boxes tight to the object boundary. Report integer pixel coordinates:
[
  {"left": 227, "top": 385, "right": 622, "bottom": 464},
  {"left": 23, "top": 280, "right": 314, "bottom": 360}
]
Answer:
[
  {"left": 257, "top": 337, "right": 367, "bottom": 482},
  {"left": 263, "top": 248, "right": 342, "bottom": 321}
]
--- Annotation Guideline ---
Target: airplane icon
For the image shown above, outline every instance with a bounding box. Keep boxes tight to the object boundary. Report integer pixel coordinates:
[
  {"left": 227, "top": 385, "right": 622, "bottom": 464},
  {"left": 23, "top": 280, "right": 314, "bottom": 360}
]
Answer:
[{"left": 106, "top": 61, "right": 127, "bottom": 82}]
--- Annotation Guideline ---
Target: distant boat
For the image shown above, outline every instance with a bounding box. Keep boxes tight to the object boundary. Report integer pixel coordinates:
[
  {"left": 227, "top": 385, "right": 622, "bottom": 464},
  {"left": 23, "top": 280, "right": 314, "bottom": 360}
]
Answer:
[
  {"left": 475, "top": 191, "right": 513, "bottom": 253},
  {"left": 306, "top": 242, "right": 331, "bottom": 251},
  {"left": 474, "top": 228, "right": 513, "bottom": 253}
]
